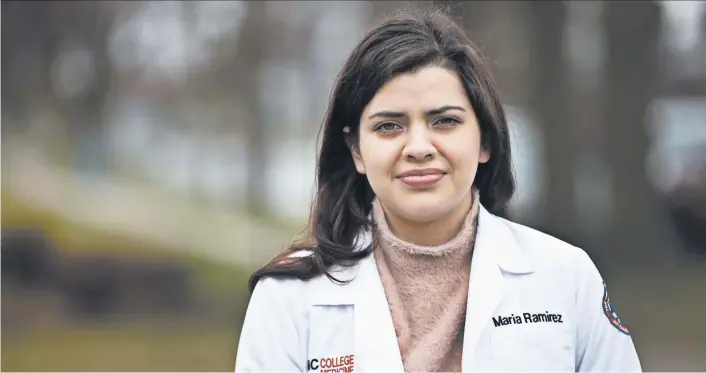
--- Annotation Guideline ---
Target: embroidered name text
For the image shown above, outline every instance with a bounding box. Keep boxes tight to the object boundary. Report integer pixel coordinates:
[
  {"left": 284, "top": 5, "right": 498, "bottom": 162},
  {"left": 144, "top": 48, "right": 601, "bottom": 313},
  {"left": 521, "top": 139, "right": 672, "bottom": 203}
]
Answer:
[{"left": 492, "top": 311, "right": 563, "bottom": 327}]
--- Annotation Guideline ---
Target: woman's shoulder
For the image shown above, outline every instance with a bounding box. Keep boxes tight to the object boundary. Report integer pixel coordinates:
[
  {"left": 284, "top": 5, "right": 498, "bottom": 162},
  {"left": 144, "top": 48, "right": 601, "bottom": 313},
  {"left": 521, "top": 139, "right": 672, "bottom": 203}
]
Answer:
[
  {"left": 250, "top": 249, "right": 362, "bottom": 304},
  {"left": 497, "top": 216, "right": 598, "bottom": 273},
  {"left": 250, "top": 272, "right": 312, "bottom": 304},
  {"left": 492, "top": 216, "right": 608, "bottom": 308}
]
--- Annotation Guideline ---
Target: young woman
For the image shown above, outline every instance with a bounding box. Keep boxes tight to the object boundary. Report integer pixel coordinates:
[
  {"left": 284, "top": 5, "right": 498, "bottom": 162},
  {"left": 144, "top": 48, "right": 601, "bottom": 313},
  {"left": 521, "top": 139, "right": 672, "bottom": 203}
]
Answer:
[{"left": 235, "top": 7, "right": 641, "bottom": 373}]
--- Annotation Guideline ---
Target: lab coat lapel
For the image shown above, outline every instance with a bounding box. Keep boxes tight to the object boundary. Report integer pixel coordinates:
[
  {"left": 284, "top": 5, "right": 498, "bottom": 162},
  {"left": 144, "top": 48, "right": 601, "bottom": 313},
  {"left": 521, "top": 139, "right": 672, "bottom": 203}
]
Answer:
[
  {"left": 461, "top": 207, "right": 504, "bottom": 372},
  {"left": 353, "top": 231, "right": 405, "bottom": 373},
  {"left": 461, "top": 206, "right": 534, "bottom": 371}
]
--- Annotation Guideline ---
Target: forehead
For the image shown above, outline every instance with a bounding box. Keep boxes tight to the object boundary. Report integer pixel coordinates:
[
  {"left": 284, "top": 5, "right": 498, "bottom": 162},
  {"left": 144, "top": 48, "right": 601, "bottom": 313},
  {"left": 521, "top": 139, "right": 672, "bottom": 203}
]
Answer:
[{"left": 363, "top": 66, "right": 470, "bottom": 114}]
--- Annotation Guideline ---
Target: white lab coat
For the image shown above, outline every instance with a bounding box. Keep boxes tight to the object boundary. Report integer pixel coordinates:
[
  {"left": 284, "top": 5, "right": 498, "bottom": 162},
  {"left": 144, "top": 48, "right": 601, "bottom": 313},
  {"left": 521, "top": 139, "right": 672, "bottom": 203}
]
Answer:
[{"left": 235, "top": 204, "right": 642, "bottom": 372}]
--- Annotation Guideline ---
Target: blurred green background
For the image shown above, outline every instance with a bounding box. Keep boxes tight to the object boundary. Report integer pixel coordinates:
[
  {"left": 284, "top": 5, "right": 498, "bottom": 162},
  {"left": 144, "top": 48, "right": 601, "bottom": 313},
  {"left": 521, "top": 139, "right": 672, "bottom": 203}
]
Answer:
[{"left": 2, "top": 0, "right": 706, "bottom": 371}]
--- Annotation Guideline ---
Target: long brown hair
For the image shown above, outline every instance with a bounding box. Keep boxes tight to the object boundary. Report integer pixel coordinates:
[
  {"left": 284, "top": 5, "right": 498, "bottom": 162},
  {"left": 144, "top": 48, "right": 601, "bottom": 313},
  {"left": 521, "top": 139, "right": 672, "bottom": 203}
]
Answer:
[{"left": 248, "top": 6, "right": 515, "bottom": 293}]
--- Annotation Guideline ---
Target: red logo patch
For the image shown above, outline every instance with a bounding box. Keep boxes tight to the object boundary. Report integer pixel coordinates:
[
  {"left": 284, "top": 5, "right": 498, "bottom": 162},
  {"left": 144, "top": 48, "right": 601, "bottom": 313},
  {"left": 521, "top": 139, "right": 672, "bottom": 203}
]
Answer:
[
  {"left": 308, "top": 354, "right": 354, "bottom": 372},
  {"left": 602, "top": 282, "right": 630, "bottom": 335}
]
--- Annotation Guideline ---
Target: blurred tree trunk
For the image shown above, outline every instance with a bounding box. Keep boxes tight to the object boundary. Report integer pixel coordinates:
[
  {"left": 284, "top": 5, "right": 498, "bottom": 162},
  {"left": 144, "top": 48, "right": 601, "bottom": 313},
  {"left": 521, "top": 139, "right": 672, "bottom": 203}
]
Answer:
[
  {"left": 45, "top": 2, "right": 114, "bottom": 170},
  {"left": 700, "top": 9, "right": 706, "bottom": 82},
  {"left": 235, "top": 1, "right": 269, "bottom": 217},
  {"left": 525, "top": 2, "right": 577, "bottom": 239},
  {"left": 370, "top": 1, "right": 435, "bottom": 26},
  {"left": 206, "top": 2, "right": 269, "bottom": 214},
  {"left": 439, "top": 1, "right": 492, "bottom": 40},
  {"left": 1, "top": 1, "right": 56, "bottom": 124},
  {"left": 602, "top": 1, "right": 672, "bottom": 268}
]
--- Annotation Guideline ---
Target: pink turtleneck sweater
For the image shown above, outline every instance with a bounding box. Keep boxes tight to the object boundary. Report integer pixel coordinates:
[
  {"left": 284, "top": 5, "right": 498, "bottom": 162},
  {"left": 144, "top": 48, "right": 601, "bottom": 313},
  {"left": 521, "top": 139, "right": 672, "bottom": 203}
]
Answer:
[{"left": 372, "top": 194, "right": 479, "bottom": 373}]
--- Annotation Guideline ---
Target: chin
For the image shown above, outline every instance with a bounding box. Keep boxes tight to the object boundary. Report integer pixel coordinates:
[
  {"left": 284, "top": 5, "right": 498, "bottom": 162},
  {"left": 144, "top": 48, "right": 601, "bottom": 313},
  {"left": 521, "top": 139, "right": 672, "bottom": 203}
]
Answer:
[{"left": 395, "top": 193, "right": 455, "bottom": 223}]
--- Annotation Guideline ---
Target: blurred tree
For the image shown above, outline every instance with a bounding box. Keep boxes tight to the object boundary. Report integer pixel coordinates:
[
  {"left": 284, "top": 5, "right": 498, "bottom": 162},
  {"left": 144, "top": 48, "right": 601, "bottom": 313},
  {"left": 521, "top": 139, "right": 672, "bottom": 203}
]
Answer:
[
  {"left": 235, "top": 1, "right": 269, "bottom": 217},
  {"left": 438, "top": 0, "right": 490, "bottom": 34},
  {"left": 702, "top": 7, "right": 706, "bottom": 51},
  {"left": 205, "top": 2, "right": 312, "bottom": 216},
  {"left": 701, "top": 7, "right": 706, "bottom": 87},
  {"left": 602, "top": 1, "right": 673, "bottom": 268},
  {"left": 48, "top": 2, "right": 114, "bottom": 151},
  {"left": 2, "top": 1, "right": 116, "bottom": 167},
  {"left": 371, "top": 0, "right": 428, "bottom": 24},
  {"left": 451, "top": 1, "right": 530, "bottom": 104},
  {"left": 694, "top": 5, "right": 706, "bottom": 94},
  {"left": 1, "top": 1, "right": 55, "bottom": 125},
  {"left": 663, "top": 4, "right": 706, "bottom": 97},
  {"left": 524, "top": 2, "right": 577, "bottom": 240}
]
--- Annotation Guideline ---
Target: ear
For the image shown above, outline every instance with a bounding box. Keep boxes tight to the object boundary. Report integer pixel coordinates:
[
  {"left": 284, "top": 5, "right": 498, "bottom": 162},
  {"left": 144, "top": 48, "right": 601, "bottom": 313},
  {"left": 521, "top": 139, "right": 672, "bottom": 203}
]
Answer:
[
  {"left": 479, "top": 147, "right": 490, "bottom": 164},
  {"left": 344, "top": 126, "right": 366, "bottom": 174},
  {"left": 351, "top": 147, "right": 366, "bottom": 174}
]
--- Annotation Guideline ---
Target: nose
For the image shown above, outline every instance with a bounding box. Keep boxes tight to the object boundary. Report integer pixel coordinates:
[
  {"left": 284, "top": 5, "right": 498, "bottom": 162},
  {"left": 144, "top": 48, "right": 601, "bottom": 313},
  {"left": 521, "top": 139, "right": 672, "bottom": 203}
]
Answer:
[{"left": 402, "top": 126, "right": 436, "bottom": 162}]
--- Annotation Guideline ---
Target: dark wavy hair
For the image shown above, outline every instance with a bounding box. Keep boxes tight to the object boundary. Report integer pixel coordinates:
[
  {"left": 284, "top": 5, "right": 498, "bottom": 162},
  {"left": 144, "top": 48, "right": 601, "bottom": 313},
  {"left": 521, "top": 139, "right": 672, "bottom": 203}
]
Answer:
[{"left": 248, "top": 6, "right": 515, "bottom": 293}]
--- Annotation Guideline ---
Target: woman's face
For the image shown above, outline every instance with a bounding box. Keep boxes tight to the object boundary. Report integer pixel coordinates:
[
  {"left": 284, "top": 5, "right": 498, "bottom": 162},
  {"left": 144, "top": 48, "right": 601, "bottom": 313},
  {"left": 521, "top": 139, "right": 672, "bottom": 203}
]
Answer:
[{"left": 352, "top": 65, "right": 489, "bottom": 224}]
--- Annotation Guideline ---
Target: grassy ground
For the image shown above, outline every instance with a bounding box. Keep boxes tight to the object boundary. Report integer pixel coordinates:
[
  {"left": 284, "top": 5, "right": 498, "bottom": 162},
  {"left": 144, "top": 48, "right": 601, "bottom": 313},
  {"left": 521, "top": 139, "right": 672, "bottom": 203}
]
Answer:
[
  {"left": 4, "top": 274, "right": 704, "bottom": 372},
  {"left": 1, "top": 324, "right": 239, "bottom": 372},
  {"left": 2, "top": 189, "right": 257, "bottom": 371}
]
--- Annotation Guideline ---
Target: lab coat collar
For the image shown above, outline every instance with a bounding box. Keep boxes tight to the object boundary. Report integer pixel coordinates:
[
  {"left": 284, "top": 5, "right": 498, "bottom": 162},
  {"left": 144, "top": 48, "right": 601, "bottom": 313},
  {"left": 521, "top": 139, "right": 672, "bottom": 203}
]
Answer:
[{"left": 476, "top": 204, "right": 535, "bottom": 275}]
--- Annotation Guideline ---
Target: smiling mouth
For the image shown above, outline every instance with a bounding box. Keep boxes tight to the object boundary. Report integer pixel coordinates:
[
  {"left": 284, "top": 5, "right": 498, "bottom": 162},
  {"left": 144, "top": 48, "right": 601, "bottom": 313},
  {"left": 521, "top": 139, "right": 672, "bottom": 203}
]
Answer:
[{"left": 397, "top": 169, "right": 447, "bottom": 188}]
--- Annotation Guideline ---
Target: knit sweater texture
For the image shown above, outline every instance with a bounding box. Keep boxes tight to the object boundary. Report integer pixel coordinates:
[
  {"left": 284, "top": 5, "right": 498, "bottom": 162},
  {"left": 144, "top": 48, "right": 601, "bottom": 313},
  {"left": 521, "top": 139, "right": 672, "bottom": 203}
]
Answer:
[{"left": 372, "top": 191, "right": 479, "bottom": 373}]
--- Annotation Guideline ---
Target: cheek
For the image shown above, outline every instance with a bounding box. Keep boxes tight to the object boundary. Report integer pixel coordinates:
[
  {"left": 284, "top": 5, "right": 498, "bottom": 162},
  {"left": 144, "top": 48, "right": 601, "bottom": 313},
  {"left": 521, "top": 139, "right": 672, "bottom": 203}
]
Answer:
[
  {"left": 442, "top": 135, "right": 483, "bottom": 177},
  {"left": 359, "top": 138, "right": 399, "bottom": 176},
  {"left": 445, "top": 134, "right": 481, "bottom": 161}
]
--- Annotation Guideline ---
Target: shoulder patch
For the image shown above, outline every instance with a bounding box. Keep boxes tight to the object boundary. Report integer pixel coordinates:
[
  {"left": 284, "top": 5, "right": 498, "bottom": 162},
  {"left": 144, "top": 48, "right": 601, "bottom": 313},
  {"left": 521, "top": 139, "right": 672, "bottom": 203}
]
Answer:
[{"left": 602, "top": 281, "right": 630, "bottom": 335}]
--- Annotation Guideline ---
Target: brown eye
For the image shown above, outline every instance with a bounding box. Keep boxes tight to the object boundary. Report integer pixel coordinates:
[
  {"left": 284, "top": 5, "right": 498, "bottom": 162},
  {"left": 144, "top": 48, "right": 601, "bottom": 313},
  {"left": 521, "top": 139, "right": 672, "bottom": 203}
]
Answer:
[
  {"left": 433, "top": 117, "right": 461, "bottom": 127},
  {"left": 375, "top": 122, "right": 402, "bottom": 134}
]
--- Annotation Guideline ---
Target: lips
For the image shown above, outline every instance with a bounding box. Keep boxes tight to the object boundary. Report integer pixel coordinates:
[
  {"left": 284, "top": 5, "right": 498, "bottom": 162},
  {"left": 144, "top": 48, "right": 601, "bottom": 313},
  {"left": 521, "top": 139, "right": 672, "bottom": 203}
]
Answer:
[{"left": 397, "top": 168, "right": 447, "bottom": 187}]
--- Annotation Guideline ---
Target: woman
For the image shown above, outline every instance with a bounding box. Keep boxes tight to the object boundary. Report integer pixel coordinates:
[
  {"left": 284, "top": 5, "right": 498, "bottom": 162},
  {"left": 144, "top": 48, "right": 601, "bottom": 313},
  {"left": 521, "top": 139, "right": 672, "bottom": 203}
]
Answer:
[{"left": 235, "top": 7, "right": 641, "bottom": 373}]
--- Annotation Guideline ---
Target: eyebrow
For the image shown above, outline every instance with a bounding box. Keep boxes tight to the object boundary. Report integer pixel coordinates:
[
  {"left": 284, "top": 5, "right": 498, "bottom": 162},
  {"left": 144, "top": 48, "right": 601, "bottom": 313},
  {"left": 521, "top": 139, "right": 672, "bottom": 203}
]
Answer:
[{"left": 367, "top": 105, "right": 466, "bottom": 119}]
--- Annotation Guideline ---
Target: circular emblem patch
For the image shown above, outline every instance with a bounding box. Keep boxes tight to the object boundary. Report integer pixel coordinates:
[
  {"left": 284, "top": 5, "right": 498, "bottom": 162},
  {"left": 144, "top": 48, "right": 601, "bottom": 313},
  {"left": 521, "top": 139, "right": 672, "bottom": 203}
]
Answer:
[{"left": 602, "top": 282, "right": 630, "bottom": 335}]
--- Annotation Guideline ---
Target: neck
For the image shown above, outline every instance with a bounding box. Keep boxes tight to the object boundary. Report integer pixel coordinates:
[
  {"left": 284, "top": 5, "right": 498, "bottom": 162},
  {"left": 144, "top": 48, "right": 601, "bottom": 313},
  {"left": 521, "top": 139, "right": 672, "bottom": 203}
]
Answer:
[{"left": 378, "top": 191, "right": 475, "bottom": 247}]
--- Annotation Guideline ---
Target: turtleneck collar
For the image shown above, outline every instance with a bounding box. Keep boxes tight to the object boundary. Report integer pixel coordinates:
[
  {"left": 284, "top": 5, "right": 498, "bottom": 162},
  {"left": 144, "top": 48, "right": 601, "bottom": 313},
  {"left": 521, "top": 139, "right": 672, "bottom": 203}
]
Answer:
[{"left": 371, "top": 188, "right": 480, "bottom": 257}]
